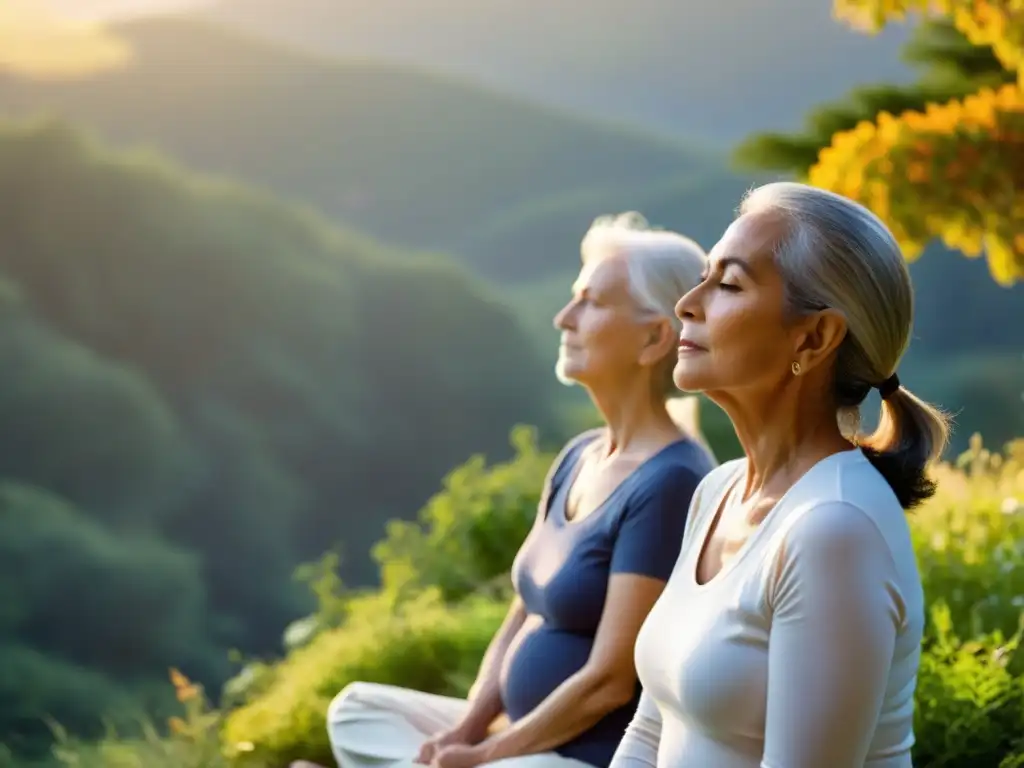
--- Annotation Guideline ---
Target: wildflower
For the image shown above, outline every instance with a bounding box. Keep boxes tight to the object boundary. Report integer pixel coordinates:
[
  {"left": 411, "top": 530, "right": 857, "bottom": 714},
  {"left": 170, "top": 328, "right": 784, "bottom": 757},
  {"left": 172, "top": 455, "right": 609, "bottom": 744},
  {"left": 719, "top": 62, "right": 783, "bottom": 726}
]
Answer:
[{"left": 169, "top": 667, "right": 201, "bottom": 703}]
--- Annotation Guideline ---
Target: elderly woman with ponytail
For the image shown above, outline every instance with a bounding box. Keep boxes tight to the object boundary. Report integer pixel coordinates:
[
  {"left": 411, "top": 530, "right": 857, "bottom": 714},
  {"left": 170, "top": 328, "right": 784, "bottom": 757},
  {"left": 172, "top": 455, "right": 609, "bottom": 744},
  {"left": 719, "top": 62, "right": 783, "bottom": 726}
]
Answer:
[
  {"left": 610, "top": 182, "right": 949, "bottom": 768},
  {"left": 292, "top": 214, "right": 716, "bottom": 768}
]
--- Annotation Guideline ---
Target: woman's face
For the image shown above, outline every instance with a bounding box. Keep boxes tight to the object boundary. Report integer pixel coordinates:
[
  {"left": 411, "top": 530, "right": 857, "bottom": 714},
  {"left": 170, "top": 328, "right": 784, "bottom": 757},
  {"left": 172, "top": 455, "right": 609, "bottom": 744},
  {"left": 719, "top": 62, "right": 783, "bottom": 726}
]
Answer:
[
  {"left": 554, "top": 254, "right": 666, "bottom": 389},
  {"left": 672, "top": 211, "right": 811, "bottom": 398}
]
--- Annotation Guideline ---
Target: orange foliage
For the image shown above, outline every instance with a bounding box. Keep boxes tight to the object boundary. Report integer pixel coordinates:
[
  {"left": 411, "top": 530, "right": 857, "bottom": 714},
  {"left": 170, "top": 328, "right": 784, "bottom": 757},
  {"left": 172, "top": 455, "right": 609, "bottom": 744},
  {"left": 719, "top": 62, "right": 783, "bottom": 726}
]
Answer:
[
  {"left": 833, "top": 0, "right": 1024, "bottom": 79},
  {"left": 810, "top": 2, "right": 1024, "bottom": 285}
]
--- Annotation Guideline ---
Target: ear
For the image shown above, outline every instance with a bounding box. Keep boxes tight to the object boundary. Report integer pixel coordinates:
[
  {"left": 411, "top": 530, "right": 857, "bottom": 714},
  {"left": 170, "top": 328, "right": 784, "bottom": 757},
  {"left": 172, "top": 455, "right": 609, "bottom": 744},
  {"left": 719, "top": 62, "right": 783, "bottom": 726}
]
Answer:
[
  {"left": 638, "top": 317, "right": 676, "bottom": 367},
  {"left": 791, "top": 309, "right": 847, "bottom": 374}
]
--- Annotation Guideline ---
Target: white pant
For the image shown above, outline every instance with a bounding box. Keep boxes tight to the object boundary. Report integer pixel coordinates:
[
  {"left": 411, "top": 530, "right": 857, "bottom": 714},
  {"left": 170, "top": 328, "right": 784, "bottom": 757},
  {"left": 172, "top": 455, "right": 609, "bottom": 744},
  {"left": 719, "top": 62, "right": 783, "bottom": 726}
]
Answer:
[{"left": 326, "top": 682, "right": 593, "bottom": 768}]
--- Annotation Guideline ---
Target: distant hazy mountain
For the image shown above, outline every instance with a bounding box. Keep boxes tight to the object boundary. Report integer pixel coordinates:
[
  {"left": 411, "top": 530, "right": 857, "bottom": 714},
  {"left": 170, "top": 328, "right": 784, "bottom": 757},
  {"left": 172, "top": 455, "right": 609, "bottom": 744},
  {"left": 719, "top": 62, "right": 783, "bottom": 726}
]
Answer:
[
  {"left": 200, "top": 0, "right": 917, "bottom": 143},
  {"left": 0, "top": 17, "right": 747, "bottom": 281}
]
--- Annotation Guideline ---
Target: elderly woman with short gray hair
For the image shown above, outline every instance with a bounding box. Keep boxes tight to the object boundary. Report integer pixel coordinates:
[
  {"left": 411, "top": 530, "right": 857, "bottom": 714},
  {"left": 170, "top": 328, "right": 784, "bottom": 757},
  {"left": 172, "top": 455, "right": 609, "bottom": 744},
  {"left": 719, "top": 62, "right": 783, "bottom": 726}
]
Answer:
[
  {"left": 292, "top": 213, "right": 717, "bottom": 768},
  {"left": 611, "top": 182, "right": 949, "bottom": 768}
]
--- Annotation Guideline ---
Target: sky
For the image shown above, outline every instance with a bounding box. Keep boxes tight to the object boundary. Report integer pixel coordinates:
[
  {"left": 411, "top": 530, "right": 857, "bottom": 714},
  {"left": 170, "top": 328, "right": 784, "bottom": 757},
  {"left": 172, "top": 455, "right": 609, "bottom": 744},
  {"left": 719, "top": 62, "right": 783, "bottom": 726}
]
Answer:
[
  {"left": 39, "top": 0, "right": 215, "bottom": 21},
  {"left": 0, "top": 0, "right": 215, "bottom": 77}
]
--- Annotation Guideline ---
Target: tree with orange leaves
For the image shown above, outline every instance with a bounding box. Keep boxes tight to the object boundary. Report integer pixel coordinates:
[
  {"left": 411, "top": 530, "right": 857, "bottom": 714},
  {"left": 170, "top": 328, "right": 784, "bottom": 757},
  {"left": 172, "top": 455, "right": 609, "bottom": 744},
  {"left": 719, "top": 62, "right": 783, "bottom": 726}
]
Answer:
[{"left": 736, "top": 4, "right": 1024, "bottom": 286}]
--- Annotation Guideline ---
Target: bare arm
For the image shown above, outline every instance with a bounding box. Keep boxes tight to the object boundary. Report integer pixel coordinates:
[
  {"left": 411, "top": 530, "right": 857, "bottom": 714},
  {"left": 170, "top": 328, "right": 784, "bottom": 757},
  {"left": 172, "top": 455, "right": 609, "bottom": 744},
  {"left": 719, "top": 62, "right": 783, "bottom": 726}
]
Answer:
[
  {"left": 472, "top": 466, "right": 700, "bottom": 761},
  {"left": 445, "top": 436, "right": 595, "bottom": 743},
  {"left": 476, "top": 573, "right": 667, "bottom": 760},
  {"left": 456, "top": 596, "right": 527, "bottom": 740}
]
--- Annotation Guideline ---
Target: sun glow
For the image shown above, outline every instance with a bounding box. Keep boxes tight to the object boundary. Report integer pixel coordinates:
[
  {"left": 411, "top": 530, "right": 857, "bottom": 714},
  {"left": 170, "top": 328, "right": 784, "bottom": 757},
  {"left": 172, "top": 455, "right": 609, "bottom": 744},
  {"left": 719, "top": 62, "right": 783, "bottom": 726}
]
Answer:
[
  {"left": 0, "top": 0, "right": 133, "bottom": 79},
  {"left": 0, "top": 0, "right": 215, "bottom": 79},
  {"left": 38, "top": 0, "right": 217, "bottom": 23}
]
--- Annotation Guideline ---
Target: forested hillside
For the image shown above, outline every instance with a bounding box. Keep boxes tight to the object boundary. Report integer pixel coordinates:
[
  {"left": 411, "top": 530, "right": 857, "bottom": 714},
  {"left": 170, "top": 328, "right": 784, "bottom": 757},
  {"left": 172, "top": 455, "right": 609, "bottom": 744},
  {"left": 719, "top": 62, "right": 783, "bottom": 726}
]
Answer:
[
  {"left": 0, "top": 118, "right": 565, "bottom": 759},
  {"left": 0, "top": 16, "right": 738, "bottom": 283}
]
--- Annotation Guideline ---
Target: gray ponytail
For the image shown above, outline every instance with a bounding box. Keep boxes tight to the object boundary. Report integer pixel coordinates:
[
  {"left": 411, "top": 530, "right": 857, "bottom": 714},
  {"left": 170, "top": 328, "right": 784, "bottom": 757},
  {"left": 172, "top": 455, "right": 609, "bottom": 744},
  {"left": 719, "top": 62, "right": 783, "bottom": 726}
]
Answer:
[{"left": 741, "top": 182, "right": 950, "bottom": 509}]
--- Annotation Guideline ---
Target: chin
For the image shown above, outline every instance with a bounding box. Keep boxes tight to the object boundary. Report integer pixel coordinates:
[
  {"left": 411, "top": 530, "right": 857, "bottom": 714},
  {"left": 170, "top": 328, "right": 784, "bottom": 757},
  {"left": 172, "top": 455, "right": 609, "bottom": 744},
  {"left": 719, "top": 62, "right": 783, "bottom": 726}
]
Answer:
[
  {"left": 555, "top": 360, "right": 582, "bottom": 387},
  {"left": 672, "top": 360, "right": 708, "bottom": 393}
]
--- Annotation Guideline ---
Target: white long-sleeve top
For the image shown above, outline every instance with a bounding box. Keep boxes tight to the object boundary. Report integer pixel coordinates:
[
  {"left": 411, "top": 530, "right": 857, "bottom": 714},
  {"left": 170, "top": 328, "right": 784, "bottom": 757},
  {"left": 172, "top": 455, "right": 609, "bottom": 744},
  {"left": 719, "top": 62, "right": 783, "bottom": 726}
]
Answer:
[{"left": 610, "top": 449, "right": 925, "bottom": 768}]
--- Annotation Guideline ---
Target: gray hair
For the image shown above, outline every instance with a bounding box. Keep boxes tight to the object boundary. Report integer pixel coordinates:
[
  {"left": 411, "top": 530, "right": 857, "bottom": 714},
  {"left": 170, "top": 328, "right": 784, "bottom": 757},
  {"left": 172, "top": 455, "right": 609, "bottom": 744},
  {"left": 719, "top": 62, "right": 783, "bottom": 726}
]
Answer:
[
  {"left": 741, "top": 182, "right": 950, "bottom": 508},
  {"left": 580, "top": 212, "right": 707, "bottom": 394}
]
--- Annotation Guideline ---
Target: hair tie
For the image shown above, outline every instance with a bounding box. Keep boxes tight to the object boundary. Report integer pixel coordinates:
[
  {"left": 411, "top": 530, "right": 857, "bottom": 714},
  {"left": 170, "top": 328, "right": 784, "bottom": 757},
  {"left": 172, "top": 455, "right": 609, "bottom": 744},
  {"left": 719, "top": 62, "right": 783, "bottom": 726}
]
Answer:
[{"left": 877, "top": 373, "right": 900, "bottom": 399}]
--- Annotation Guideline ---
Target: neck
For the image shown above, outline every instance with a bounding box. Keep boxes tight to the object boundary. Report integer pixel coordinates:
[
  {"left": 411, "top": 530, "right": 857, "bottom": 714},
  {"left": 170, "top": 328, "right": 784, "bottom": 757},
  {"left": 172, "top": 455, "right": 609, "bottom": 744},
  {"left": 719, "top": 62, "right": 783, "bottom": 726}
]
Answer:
[
  {"left": 713, "top": 382, "right": 851, "bottom": 500},
  {"left": 585, "top": 378, "right": 680, "bottom": 457}
]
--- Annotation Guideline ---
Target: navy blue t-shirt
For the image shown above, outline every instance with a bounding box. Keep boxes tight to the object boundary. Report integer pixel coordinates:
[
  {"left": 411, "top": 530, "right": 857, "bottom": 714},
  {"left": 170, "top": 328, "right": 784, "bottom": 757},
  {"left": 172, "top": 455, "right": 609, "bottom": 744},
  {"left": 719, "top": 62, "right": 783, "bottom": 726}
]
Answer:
[{"left": 501, "top": 429, "right": 714, "bottom": 768}]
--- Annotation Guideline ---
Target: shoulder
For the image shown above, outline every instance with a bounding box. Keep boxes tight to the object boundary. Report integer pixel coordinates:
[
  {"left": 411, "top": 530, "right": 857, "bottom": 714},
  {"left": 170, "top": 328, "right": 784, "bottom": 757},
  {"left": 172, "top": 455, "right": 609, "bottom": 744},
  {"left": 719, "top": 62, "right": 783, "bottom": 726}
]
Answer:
[
  {"left": 784, "top": 450, "right": 916, "bottom": 566},
  {"left": 665, "top": 436, "right": 720, "bottom": 477},
  {"left": 781, "top": 500, "right": 895, "bottom": 559},
  {"left": 768, "top": 498, "right": 922, "bottom": 629},
  {"left": 771, "top": 493, "right": 921, "bottom": 610},
  {"left": 533, "top": 428, "right": 604, "bottom": 521},
  {"left": 562, "top": 427, "right": 605, "bottom": 452},
  {"left": 558, "top": 427, "right": 604, "bottom": 461},
  {"left": 607, "top": 444, "right": 712, "bottom": 576},
  {"left": 545, "top": 428, "right": 603, "bottom": 479},
  {"left": 612, "top": 446, "right": 728, "bottom": 543},
  {"left": 628, "top": 440, "right": 721, "bottom": 507}
]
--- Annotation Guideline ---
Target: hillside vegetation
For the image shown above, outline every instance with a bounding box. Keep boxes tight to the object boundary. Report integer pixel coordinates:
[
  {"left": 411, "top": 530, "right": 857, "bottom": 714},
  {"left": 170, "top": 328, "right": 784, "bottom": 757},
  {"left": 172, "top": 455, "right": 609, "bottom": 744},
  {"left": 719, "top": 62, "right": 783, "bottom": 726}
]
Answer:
[
  {"left": 0, "top": 118, "right": 566, "bottom": 762},
  {"left": 0, "top": 17, "right": 737, "bottom": 284},
  {"left": 2, "top": 20, "right": 1018, "bottom": 316},
  {"left": 46, "top": 429, "right": 1024, "bottom": 768},
  {"left": 0, "top": 20, "right": 1017, "bottom": 340}
]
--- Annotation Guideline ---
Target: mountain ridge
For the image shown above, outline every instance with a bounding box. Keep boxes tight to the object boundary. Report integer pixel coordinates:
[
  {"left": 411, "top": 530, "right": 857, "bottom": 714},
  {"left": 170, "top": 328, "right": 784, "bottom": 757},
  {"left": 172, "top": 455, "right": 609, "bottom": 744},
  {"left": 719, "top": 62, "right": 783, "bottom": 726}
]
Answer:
[
  {"left": 0, "top": 15, "right": 739, "bottom": 276},
  {"left": 199, "top": 0, "right": 918, "bottom": 143}
]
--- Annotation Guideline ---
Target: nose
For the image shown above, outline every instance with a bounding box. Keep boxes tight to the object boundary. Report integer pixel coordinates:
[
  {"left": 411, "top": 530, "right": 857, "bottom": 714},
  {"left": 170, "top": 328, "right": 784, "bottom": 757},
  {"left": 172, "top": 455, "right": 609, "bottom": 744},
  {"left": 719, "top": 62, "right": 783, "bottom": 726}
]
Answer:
[
  {"left": 553, "top": 298, "right": 577, "bottom": 331},
  {"left": 674, "top": 283, "right": 702, "bottom": 322}
]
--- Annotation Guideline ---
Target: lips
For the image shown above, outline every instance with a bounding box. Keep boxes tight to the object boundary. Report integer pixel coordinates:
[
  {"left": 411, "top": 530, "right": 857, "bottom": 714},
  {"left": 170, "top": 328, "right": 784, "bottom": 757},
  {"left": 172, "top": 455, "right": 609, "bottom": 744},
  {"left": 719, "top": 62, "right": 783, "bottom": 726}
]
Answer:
[{"left": 677, "top": 337, "right": 706, "bottom": 351}]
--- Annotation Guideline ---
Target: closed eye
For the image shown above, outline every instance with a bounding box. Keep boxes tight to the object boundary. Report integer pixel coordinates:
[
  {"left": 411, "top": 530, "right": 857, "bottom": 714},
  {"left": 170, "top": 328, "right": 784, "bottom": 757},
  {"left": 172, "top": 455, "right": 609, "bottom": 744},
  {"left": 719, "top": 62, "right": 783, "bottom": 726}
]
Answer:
[{"left": 699, "top": 272, "right": 740, "bottom": 292}]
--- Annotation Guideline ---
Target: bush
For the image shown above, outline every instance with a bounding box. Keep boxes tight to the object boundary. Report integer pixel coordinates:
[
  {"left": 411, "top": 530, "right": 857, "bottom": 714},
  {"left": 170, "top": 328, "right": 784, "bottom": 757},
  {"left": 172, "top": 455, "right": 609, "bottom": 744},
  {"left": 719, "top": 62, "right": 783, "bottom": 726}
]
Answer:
[
  {"left": 48, "top": 670, "right": 231, "bottom": 768},
  {"left": 914, "top": 604, "right": 1023, "bottom": 767},
  {"left": 908, "top": 436, "right": 1024, "bottom": 766},
  {"left": 371, "top": 425, "right": 555, "bottom": 606},
  {"left": 52, "top": 431, "right": 1024, "bottom": 768},
  {"left": 220, "top": 592, "right": 506, "bottom": 767},
  {"left": 912, "top": 435, "right": 1024, "bottom": 642}
]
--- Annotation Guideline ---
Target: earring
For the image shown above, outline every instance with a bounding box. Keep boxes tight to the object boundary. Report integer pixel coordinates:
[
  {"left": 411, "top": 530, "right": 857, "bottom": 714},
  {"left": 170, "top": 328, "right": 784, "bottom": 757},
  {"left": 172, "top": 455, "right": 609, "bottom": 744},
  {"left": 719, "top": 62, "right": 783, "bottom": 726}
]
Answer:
[{"left": 791, "top": 361, "right": 801, "bottom": 376}]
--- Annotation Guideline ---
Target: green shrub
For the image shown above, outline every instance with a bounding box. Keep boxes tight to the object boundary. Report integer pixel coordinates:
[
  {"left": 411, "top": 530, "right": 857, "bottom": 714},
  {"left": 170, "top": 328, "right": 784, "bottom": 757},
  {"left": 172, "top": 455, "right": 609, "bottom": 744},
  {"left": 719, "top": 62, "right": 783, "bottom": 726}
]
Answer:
[
  {"left": 908, "top": 436, "right": 1024, "bottom": 765},
  {"left": 371, "top": 425, "right": 555, "bottom": 606},
  {"left": 47, "top": 670, "right": 231, "bottom": 768},
  {"left": 52, "top": 431, "right": 1024, "bottom": 768},
  {"left": 913, "top": 604, "right": 1023, "bottom": 767},
  {"left": 220, "top": 592, "right": 506, "bottom": 767},
  {"left": 912, "top": 435, "right": 1024, "bottom": 641},
  {"left": 215, "top": 425, "right": 554, "bottom": 765}
]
